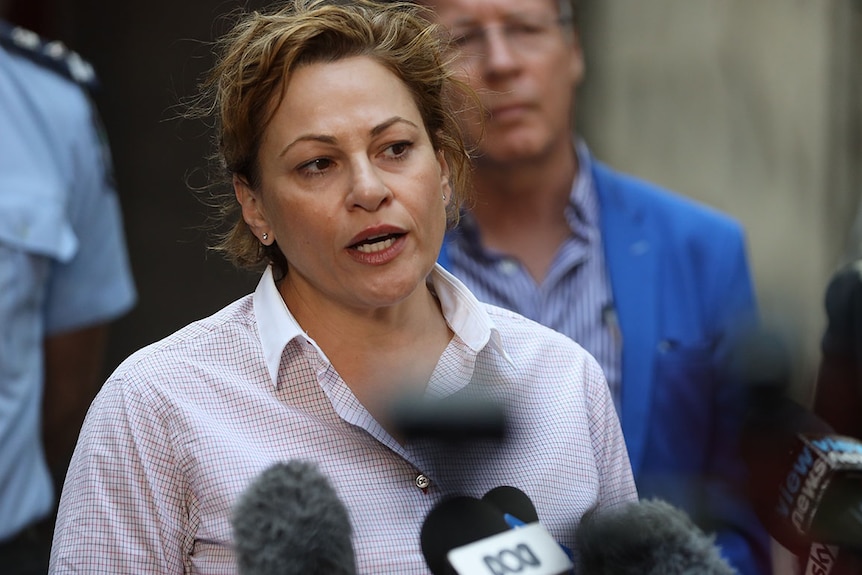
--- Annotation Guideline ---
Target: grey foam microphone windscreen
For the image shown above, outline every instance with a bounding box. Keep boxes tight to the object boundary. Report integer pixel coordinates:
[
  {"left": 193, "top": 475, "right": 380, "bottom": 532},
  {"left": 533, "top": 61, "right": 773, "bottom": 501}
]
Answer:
[{"left": 231, "top": 460, "right": 356, "bottom": 575}]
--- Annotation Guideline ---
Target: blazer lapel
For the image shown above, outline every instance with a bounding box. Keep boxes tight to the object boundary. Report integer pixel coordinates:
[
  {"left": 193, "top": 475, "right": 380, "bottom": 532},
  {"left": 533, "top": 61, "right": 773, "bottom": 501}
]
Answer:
[{"left": 594, "top": 161, "right": 659, "bottom": 476}]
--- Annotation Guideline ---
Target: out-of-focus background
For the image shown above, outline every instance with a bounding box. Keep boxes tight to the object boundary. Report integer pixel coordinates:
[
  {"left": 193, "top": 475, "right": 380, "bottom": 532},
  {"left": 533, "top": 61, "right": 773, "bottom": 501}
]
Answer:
[
  {"left": 6, "top": 1, "right": 861, "bottom": 573},
  {"left": 5, "top": 0, "right": 268, "bottom": 374},
  {"left": 9, "top": 0, "right": 859, "bottom": 402},
  {"left": 578, "top": 0, "right": 862, "bottom": 405}
]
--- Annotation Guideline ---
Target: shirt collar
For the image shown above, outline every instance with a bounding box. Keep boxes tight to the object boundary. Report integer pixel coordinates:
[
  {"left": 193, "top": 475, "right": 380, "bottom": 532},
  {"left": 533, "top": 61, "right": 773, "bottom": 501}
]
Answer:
[
  {"left": 253, "top": 266, "right": 326, "bottom": 387},
  {"left": 567, "top": 139, "right": 599, "bottom": 233},
  {"left": 430, "top": 264, "right": 510, "bottom": 363},
  {"left": 253, "top": 264, "right": 511, "bottom": 388},
  {"left": 451, "top": 139, "right": 598, "bottom": 250}
]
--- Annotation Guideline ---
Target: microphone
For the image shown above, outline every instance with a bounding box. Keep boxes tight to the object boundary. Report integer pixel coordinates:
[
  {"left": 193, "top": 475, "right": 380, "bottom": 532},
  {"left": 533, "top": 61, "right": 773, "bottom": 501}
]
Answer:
[
  {"left": 388, "top": 392, "right": 509, "bottom": 496},
  {"left": 732, "top": 328, "right": 862, "bottom": 557},
  {"left": 814, "top": 259, "right": 862, "bottom": 439},
  {"left": 230, "top": 460, "right": 356, "bottom": 575},
  {"left": 482, "top": 485, "right": 540, "bottom": 527},
  {"left": 574, "top": 498, "right": 736, "bottom": 575},
  {"left": 741, "top": 393, "right": 862, "bottom": 556},
  {"left": 482, "top": 485, "right": 575, "bottom": 569},
  {"left": 421, "top": 495, "right": 574, "bottom": 575},
  {"left": 421, "top": 496, "right": 510, "bottom": 575},
  {"left": 388, "top": 392, "right": 507, "bottom": 442}
]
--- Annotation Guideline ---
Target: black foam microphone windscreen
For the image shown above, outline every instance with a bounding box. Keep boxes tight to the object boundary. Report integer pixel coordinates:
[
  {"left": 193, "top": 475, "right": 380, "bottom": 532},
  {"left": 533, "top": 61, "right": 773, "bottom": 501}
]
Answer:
[
  {"left": 231, "top": 460, "right": 356, "bottom": 575},
  {"left": 420, "top": 495, "right": 511, "bottom": 575},
  {"left": 482, "top": 485, "right": 540, "bottom": 524},
  {"left": 388, "top": 393, "right": 507, "bottom": 441},
  {"left": 814, "top": 259, "right": 862, "bottom": 440},
  {"left": 421, "top": 494, "right": 575, "bottom": 575},
  {"left": 575, "top": 499, "right": 736, "bottom": 575}
]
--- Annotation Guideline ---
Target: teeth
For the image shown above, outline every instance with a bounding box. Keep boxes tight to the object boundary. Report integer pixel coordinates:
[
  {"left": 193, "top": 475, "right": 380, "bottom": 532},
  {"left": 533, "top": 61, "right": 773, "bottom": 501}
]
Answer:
[{"left": 355, "top": 236, "right": 395, "bottom": 253}]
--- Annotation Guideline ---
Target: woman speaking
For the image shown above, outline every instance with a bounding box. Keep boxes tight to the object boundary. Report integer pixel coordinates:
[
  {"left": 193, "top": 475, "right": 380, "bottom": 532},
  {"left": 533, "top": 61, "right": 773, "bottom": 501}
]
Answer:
[{"left": 48, "top": 1, "right": 637, "bottom": 572}]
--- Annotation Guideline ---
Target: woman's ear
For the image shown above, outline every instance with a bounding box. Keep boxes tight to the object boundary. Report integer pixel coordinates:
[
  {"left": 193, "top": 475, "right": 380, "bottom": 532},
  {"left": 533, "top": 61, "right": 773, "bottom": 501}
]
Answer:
[
  {"left": 234, "top": 175, "right": 272, "bottom": 244},
  {"left": 437, "top": 150, "right": 452, "bottom": 206}
]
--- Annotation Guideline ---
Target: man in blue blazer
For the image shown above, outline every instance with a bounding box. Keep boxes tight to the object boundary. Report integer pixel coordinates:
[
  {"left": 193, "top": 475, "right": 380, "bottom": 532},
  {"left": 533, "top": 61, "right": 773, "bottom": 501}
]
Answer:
[{"left": 423, "top": 0, "right": 773, "bottom": 572}]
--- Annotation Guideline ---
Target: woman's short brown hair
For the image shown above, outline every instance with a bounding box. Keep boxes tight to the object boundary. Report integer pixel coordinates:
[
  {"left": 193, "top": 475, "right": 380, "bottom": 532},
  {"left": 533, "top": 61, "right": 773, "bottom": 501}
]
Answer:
[{"left": 190, "top": 0, "right": 473, "bottom": 277}]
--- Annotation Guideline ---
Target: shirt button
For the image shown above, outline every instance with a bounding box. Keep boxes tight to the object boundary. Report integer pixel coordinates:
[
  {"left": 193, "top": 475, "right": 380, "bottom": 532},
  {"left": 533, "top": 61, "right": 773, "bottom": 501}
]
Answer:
[
  {"left": 497, "top": 259, "right": 519, "bottom": 276},
  {"left": 415, "top": 474, "right": 430, "bottom": 490}
]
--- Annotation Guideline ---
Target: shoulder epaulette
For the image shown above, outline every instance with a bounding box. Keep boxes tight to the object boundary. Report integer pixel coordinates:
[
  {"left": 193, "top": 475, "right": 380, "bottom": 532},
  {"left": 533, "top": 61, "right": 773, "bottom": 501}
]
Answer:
[{"left": 0, "top": 19, "right": 99, "bottom": 91}]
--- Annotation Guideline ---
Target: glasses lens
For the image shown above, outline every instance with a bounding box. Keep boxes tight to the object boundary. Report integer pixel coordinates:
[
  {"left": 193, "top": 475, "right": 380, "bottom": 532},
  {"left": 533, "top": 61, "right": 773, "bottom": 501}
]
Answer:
[{"left": 449, "top": 14, "right": 565, "bottom": 61}]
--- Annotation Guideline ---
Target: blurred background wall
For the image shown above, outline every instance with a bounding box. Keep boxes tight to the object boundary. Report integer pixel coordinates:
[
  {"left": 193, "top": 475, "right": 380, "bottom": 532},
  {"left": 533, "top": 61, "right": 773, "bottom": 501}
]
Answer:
[
  {"left": 7, "top": 0, "right": 860, "bottom": 406},
  {"left": 7, "top": 0, "right": 854, "bottom": 403},
  {"left": 578, "top": 0, "right": 862, "bottom": 401},
  {"left": 6, "top": 0, "right": 269, "bottom": 377}
]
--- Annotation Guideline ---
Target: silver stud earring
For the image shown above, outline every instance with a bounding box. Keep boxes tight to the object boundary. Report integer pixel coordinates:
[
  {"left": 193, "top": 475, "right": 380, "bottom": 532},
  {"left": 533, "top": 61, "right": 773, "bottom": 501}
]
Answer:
[
  {"left": 442, "top": 193, "right": 447, "bottom": 201},
  {"left": 262, "top": 232, "right": 269, "bottom": 242}
]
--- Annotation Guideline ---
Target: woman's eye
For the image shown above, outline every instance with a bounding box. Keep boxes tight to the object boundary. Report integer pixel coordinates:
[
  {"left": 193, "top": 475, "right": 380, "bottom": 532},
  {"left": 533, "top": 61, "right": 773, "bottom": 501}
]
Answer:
[
  {"left": 385, "top": 141, "right": 412, "bottom": 158},
  {"left": 300, "top": 158, "right": 332, "bottom": 173}
]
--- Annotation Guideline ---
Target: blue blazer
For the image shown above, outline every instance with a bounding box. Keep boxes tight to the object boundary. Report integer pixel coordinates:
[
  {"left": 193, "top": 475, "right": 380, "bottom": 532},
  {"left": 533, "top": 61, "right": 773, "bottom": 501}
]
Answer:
[{"left": 439, "top": 160, "right": 773, "bottom": 574}]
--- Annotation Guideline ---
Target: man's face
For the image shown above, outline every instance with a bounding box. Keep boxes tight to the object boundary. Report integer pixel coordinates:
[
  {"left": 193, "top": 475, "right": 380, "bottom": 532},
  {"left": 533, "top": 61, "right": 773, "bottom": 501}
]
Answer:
[{"left": 427, "top": 0, "right": 584, "bottom": 165}]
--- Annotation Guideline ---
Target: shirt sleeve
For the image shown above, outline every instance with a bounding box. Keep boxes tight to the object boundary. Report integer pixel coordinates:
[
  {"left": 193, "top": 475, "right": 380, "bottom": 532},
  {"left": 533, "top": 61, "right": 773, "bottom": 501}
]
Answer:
[
  {"left": 582, "top": 352, "right": 639, "bottom": 508},
  {"left": 43, "top": 100, "right": 136, "bottom": 334},
  {"left": 49, "top": 376, "right": 190, "bottom": 574}
]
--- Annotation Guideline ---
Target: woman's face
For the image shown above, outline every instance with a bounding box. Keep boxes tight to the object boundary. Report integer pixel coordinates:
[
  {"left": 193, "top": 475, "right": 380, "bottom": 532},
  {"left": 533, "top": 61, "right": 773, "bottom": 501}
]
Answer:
[{"left": 236, "top": 55, "right": 451, "bottom": 313}]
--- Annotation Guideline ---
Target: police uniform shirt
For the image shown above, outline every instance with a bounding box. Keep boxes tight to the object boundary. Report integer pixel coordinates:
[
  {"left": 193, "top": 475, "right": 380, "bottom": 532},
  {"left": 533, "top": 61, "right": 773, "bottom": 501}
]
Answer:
[{"left": 0, "top": 21, "right": 136, "bottom": 541}]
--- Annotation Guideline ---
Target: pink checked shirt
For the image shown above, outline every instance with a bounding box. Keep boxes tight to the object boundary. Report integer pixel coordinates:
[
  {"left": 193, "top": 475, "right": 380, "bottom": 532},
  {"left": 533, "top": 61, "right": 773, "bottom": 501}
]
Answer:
[{"left": 49, "top": 265, "right": 637, "bottom": 574}]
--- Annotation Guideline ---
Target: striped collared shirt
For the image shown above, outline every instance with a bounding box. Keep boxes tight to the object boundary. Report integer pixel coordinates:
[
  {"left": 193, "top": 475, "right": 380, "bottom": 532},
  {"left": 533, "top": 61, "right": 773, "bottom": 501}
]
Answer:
[
  {"left": 445, "top": 141, "right": 622, "bottom": 412},
  {"left": 50, "top": 265, "right": 636, "bottom": 574}
]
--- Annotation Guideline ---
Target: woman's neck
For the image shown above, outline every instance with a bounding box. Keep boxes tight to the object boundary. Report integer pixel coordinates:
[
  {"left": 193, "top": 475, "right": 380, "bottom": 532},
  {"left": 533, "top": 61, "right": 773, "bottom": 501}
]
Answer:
[{"left": 279, "top": 275, "right": 453, "bottom": 428}]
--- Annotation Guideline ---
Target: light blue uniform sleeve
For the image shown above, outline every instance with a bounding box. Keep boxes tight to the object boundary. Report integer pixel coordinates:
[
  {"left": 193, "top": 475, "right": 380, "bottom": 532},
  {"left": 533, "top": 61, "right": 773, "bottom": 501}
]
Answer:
[
  {"left": 0, "top": 46, "right": 136, "bottom": 334},
  {"left": 42, "top": 93, "right": 136, "bottom": 334},
  {"left": 0, "top": 42, "right": 135, "bottom": 540}
]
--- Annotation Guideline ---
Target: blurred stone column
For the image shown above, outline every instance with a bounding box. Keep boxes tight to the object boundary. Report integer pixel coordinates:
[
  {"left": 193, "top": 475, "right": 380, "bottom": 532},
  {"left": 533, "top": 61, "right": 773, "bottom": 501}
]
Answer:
[
  {"left": 578, "top": 0, "right": 862, "bottom": 405},
  {"left": 578, "top": 2, "right": 862, "bottom": 573}
]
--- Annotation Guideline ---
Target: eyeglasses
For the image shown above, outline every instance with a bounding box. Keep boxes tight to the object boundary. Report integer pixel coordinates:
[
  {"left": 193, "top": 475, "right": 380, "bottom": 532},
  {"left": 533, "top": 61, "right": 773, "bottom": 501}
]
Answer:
[{"left": 448, "top": 13, "right": 572, "bottom": 62}]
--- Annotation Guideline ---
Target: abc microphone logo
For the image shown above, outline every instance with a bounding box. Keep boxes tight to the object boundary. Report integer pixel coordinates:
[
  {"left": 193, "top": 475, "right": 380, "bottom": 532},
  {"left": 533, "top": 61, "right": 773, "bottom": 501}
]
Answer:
[
  {"left": 448, "top": 523, "right": 573, "bottom": 575},
  {"left": 483, "top": 543, "right": 541, "bottom": 574}
]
